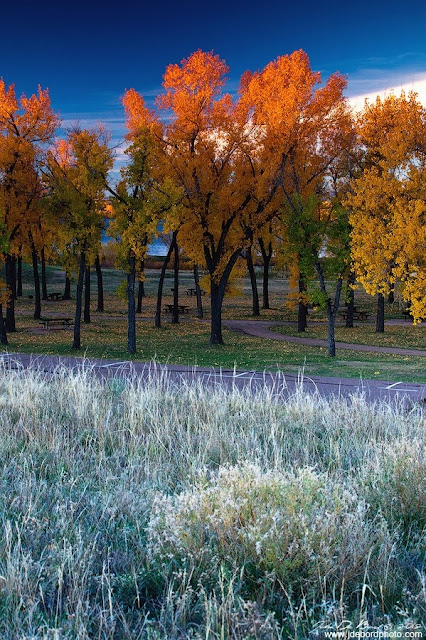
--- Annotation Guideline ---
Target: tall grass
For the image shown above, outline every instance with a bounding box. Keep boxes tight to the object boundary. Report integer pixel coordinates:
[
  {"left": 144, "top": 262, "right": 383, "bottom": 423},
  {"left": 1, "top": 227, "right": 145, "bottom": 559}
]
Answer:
[{"left": 0, "top": 361, "right": 424, "bottom": 638}]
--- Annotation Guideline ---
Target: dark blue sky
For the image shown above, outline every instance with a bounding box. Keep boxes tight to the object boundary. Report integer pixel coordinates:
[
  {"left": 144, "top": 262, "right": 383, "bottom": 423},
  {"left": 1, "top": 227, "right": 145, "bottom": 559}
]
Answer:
[{"left": 2, "top": 0, "right": 426, "bottom": 148}]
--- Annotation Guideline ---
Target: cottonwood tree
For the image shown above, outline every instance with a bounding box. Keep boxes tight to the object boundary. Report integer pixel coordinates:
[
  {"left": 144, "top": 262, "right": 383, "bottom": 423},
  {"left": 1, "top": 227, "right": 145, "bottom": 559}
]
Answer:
[
  {"left": 126, "top": 49, "right": 349, "bottom": 344},
  {"left": 244, "top": 51, "right": 352, "bottom": 337},
  {"left": 0, "top": 81, "right": 58, "bottom": 330},
  {"left": 100, "top": 90, "right": 179, "bottom": 353},
  {"left": 346, "top": 92, "right": 426, "bottom": 329},
  {"left": 44, "top": 128, "right": 112, "bottom": 349}
]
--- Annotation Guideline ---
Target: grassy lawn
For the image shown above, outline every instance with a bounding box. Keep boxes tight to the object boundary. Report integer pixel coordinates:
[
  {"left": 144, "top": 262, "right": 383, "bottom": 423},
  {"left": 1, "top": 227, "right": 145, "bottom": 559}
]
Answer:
[
  {"left": 2, "top": 263, "right": 425, "bottom": 383},
  {"left": 271, "top": 320, "right": 426, "bottom": 350}
]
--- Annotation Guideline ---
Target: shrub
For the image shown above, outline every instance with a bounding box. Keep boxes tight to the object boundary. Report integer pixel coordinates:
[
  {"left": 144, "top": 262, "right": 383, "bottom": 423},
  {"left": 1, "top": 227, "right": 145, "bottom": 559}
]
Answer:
[{"left": 147, "top": 464, "right": 392, "bottom": 603}]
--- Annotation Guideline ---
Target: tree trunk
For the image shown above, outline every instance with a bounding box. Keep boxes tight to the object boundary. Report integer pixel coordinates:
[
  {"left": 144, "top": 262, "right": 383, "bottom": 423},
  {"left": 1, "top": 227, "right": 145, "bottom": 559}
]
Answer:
[
  {"left": 84, "top": 266, "right": 91, "bottom": 323},
  {"left": 345, "top": 271, "right": 355, "bottom": 328},
  {"left": 95, "top": 255, "right": 104, "bottom": 312},
  {"left": 258, "top": 237, "right": 272, "bottom": 309},
  {"left": 0, "top": 305, "right": 7, "bottom": 345},
  {"left": 246, "top": 247, "right": 260, "bottom": 317},
  {"left": 172, "top": 232, "right": 179, "bottom": 324},
  {"left": 388, "top": 286, "right": 394, "bottom": 304},
  {"left": 136, "top": 281, "right": 144, "bottom": 313},
  {"left": 315, "top": 262, "right": 343, "bottom": 358},
  {"left": 127, "top": 254, "right": 136, "bottom": 354},
  {"left": 193, "top": 264, "right": 203, "bottom": 319},
  {"left": 17, "top": 254, "right": 22, "bottom": 297},
  {"left": 210, "top": 278, "right": 226, "bottom": 345},
  {"left": 72, "top": 249, "right": 86, "bottom": 349},
  {"left": 31, "top": 242, "right": 41, "bottom": 320},
  {"left": 326, "top": 279, "right": 343, "bottom": 358},
  {"left": 136, "top": 259, "right": 145, "bottom": 314},
  {"left": 376, "top": 293, "right": 385, "bottom": 333},
  {"left": 41, "top": 247, "right": 48, "bottom": 300},
  {"left": 63, "top": 275, "right": 71, "bottom": 300},
  {"left": 298, "top": 277, "right": 308, "bottom": 332},
  {"left": 155, "top": 237, "right": 175, "bottom": 328},
  {"left": 5, "top": 255, "right": 16, "bottom": 332},
  {"left": 208, "top": 252, "right": 240, "bottom": 346}
]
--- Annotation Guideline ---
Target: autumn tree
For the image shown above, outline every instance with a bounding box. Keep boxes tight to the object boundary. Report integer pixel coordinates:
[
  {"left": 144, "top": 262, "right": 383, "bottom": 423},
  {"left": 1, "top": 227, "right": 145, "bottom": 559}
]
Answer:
[
  {"left": 44, "top": 128, "right": 112, "bottom": 349},
  {"left": 237, "top": 49, "right": 351, "bottom": 349},
  {"left": 99, "top": 90, "right": 178, "bottom": 354},
  {"left": 0, "top": 80, "right": 58, "bottom": 330},
  {"left": 128, "top": 50, "right": 346, "bottom": 344},
  {"left": 346, "top": 92, "right": 426, "bottom": 329}
]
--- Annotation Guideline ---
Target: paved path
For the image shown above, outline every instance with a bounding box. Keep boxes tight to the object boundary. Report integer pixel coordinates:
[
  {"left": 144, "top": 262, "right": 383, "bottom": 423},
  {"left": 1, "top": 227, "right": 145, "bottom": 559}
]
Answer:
[
  {"left": 224, "top": 320, "right": 426, "bottom": 357},
  {"left": 1, "top": 352, "right": 425, "bottom": 407}
]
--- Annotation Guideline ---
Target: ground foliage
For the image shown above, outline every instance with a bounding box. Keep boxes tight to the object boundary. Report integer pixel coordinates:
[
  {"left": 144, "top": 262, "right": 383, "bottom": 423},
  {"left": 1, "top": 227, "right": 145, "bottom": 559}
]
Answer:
[{"left": 0, "top": 364, "right": 423, "bottom": 638}]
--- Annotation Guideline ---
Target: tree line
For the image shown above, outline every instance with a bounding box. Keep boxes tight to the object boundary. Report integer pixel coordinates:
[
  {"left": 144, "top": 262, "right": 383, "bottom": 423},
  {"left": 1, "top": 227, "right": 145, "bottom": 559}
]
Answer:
[{"left": 0, "top": 50, "right": 425, "bottom": 356}]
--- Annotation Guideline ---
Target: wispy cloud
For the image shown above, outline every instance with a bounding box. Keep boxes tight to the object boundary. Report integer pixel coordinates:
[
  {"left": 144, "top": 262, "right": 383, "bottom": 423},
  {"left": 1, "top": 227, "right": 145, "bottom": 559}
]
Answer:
[{"left": 347, "top": 72, "right": 426, "bottom": 110}]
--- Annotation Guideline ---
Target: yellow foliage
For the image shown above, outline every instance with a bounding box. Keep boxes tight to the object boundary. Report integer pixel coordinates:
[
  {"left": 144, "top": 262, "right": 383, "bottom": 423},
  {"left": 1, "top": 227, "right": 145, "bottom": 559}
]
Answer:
[{"left": 346, "top": 91, "right": 426, "bottom": 323}]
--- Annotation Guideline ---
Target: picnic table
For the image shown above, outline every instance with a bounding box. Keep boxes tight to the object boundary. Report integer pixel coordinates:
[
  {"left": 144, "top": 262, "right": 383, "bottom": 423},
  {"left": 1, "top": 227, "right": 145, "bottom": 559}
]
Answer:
[
  {"left": 39, "top": 317, "right": 73, "bottom": 330},
  {"left": 47, "top": 292, "right": 62, "bottom": 301},
  {"left": 186, "top": 287, "right": 205, "bottom": 296},
  {"left": 340, "top": 308, "right": 370, "bottom": 322},
  {"left": 164, "top": 304, "right": 189, "bottom": 314}
]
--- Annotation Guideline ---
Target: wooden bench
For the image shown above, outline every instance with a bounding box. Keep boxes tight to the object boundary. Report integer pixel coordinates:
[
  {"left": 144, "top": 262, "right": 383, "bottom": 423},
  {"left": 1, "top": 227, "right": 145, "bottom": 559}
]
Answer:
[
  {"left": 39, "top": 317, "right": 73, "bottom": 330},
  {"left": 47, "top": 292, "right": 63, "bottom": 301},
  {"left": 164, "top": 304, "right": 190, "bottom": 314}
]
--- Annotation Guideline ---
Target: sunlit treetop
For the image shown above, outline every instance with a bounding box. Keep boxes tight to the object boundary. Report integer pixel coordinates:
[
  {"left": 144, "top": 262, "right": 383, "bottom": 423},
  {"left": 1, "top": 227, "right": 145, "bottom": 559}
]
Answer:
[{"left": 0, "top": 80, "right": 58, "bottom": 144}]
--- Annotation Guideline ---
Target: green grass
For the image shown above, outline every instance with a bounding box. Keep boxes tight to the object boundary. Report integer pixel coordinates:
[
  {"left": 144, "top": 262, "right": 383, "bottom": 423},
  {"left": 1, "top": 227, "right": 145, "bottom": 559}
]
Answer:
[
  {"left": 0, "top": 365, "right": 423, "bottom": 638},
  {"left": 271, "top": 321, "right": 426, "bottom": 350},
  {"left": 3, "top": 263, "right": 426, "bottom": 383},
  {"left": 4, "top": 317, "right": 426, "bottom": 383}
]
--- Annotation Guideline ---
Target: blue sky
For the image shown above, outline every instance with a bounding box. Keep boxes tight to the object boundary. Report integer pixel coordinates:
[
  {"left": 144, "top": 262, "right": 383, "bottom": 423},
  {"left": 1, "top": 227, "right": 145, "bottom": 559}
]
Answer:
[{"left": 2, "top": 0, "right": 426, "bottom": 158}]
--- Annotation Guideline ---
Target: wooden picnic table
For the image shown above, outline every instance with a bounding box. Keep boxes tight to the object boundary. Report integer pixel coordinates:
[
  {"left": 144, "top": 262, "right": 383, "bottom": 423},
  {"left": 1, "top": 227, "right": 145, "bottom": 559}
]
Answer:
[
  {"left": 39, "top": 317, "right": 73, "bottom": 330},
  {"left": 340, "top": 309, "right": 370, "bottom": 321},
  {"left": 164, "top": 304, "right": 189, "bottom": 314},
  {"left": 47, "top": 292, "right": 63, "bottom": 301}
]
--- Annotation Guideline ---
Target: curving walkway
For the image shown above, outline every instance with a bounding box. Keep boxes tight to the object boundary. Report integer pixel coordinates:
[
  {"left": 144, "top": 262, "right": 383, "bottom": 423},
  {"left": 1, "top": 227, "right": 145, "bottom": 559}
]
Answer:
[{"left": 224, "top": 320, "right": 426, "bottom": 357}]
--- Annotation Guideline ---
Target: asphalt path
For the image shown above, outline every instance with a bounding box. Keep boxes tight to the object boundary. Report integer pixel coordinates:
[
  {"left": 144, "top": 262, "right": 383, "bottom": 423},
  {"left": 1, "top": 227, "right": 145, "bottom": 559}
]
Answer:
[
  {"left": 1, "top": 352, "right": 425, "bottom": 407},
  {"left": 224, "top": 320, "right": 426, "bottom": 356}
]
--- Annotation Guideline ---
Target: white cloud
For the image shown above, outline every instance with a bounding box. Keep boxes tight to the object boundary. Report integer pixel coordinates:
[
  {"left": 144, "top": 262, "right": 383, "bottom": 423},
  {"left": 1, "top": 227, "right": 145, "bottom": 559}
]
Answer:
[{"left": 347, "top": 72, "right": 426, "bottom": 110}]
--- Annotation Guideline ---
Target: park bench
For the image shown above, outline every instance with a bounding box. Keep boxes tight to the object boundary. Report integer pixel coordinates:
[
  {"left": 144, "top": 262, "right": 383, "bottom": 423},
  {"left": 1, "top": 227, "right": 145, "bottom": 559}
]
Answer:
[
  {"left": 186, "top": 287, "right": 205, "bottom": 296},
  {"left": 47, "top": 292, "right": 63, "bottom": 301},
  {"left": 39, "top": 317, "right": 73, "bottom": 330},
  {"left": 164, "top": 304, "right": 190, "bottom": 314}
]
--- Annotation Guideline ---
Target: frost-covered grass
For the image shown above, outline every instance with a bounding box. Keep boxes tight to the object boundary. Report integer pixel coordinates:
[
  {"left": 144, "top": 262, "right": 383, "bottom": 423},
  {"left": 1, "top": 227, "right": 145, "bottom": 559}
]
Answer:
[{"left": 0, "top": 362, "right": 424, "bottom": 638}]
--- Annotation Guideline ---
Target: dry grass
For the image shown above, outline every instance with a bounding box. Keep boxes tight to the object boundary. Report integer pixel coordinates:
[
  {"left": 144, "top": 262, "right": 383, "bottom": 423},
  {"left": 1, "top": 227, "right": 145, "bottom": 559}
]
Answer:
[{"left": 0, "top": 363, "right": 424, "bottom": 638}]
